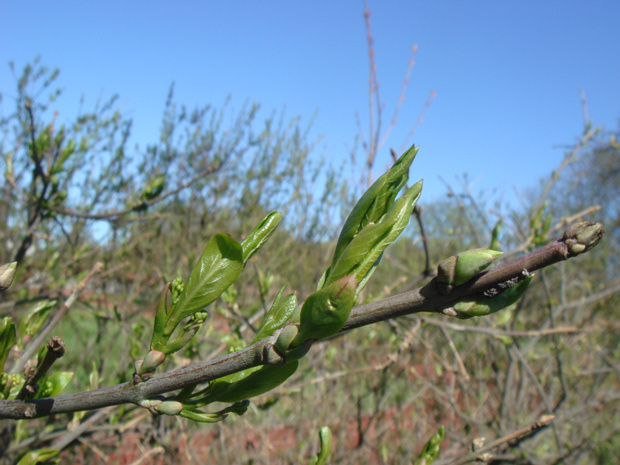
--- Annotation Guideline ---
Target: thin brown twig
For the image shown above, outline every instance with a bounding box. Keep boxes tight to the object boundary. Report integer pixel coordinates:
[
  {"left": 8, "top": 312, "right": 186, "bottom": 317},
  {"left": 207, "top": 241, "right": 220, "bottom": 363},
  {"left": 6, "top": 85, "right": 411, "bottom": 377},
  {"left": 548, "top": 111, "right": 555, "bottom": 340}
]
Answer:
[
  {"left": 10, "top": 262, "right": 104, "bottom": 374},
  {"left": 446, "top": 415, "right": 555, "bottom": 465},
  {"left": 47, "top": 164, "right": 220, "bottom": 220}
]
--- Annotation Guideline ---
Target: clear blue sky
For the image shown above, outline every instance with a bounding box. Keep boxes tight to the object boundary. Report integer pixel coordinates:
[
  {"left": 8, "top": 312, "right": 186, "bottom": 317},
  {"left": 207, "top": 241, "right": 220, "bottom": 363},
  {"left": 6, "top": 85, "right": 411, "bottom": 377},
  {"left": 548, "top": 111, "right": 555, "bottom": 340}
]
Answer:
[{"left": 1, "top": 1, "right": 619, "bottom": 207}]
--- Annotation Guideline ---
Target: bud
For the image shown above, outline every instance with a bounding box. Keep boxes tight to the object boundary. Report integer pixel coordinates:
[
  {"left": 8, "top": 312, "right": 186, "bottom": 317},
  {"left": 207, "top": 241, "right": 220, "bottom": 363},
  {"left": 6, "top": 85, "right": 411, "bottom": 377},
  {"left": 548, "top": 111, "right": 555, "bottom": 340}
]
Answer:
[
  {"left": 437, "top": 248, "right": 503, "bottom": 287},
  {"left": 139, "top": 350, "right": 166, "bottom": 375},
  {"left": 293, "top": 275, "right": 357, "bottom": 347},
  {"left": 273, "top": 324, "right": 299, "bottom": 356},
  {"left": 0, "top": 262, "right": 17, "bottom": 292},
  {"left": 562, "top": 221, "right": 605, "bottom": 256},
  {"left": 154, "top": 400, "right": 184, "bottom": 416},
  {"left": 325, "top": 182, "right": 422, "bottom": 288}
]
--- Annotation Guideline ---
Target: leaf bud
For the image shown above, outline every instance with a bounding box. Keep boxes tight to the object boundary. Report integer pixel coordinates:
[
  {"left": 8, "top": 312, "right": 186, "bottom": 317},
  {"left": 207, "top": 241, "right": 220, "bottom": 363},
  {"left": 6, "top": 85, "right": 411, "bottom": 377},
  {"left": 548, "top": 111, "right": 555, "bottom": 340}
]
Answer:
[
  {"left": 0, "top": 262, "right": 17, "bottom": 292},
  {"left": 154, "top": 400, "right": 184, "bottom": 416},
  {"left": 562, "top": 221, "right": 605, "bottom": 256}
]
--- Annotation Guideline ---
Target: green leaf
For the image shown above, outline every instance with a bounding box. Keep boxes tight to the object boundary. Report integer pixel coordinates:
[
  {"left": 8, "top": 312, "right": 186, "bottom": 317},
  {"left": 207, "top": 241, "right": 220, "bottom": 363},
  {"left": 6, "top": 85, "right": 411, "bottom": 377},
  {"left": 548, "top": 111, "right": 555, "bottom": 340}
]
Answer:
[
  {"left": 19, "top": 300, "right": 57, "bottom": 340},
  {"left": 454, "top": 275, "right": 534, "bottom": 318},
  {"left": 412, "top": 425, "right": 444, "bottom": 465},
  {"left": 0, "top": 317, "right": 17, "bottom": 372},
  {"left": 331, "top": 145, "right": 419, "bottom": 268},
  {"left": 308, "top": 426, "right": 333, "bottom": 465},
  {"left": 17, "top": 448, "right": 60, "bottom": 465},
  {"left": 251, "top": 287, "right": 297, "bottom": 344},
  {"left": 325, "top": 181, "right": 422, "bottom": 287},
  {"left": 202, "top": 361, "right": 299, "bottom": 404},
  {"left": 166, "top": 234, "right": 243, "bottom": 334},
  {"left": 241, "top": 211, "right": 282, "bottom": 264},
  {"left": 35, "top": 371, "right": 74, "bottom": 398},
  {"left": 150, "top": 283, "right": 170, "bottom": 350}
]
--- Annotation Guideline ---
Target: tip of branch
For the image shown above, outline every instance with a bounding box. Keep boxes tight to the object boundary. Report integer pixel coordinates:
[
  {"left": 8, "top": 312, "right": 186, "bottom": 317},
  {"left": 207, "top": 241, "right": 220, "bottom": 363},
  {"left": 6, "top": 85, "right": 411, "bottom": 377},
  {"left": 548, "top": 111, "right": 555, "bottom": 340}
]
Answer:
[{"left": 562, "top": 221, "right": 605, "bottom": 256}]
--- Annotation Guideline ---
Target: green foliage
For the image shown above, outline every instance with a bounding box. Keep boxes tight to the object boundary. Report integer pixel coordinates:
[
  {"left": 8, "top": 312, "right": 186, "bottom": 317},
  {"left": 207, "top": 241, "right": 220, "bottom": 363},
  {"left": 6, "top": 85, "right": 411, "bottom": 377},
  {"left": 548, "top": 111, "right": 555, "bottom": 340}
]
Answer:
[
  {"left": 307, "top": 426, "right": 333, "bottom": 465},
  {"left": 412, "top": 425, "right": 444, "bottom": 465},
  {"left": 0, "top": 317, "right": 16, "bottom": 372}
]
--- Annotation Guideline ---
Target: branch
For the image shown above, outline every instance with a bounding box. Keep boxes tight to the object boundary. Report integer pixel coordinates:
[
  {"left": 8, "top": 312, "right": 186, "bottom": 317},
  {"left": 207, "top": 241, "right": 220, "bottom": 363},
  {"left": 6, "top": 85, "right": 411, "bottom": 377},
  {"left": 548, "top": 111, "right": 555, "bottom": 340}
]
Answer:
[
  {"left": 0, "top": 223, "right": 604, "bottom": 420},
  {"left": 10, "top": 262, "right": 104, "bottom": 374},
  {"left": 446, "top": 414, "right": 556, "bottom": 465},
  {"left": 47, "top": 163, "right": 221, "bottom": 221}
]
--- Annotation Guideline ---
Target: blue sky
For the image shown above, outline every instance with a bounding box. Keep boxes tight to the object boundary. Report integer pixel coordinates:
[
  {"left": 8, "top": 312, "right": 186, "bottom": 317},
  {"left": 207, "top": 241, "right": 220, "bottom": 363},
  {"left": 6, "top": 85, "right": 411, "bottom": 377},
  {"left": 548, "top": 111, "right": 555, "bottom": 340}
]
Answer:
[{"left": 1, "top": 1, "right": 619, "bottom": 208}]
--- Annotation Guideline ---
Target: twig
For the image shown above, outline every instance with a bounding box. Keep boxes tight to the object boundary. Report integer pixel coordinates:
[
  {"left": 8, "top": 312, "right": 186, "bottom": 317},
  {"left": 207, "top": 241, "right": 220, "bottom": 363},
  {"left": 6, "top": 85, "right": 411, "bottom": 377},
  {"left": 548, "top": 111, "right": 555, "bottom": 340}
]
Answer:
[
  {"left": 10, "top": 262, "right": 104, "bottom": 374},
  {"left": 51, "top": 406, "right": 115, "bottom": 451},
  {"left": 15, "top": 337, "right": 65, "bottom": 400},
  {"left": 446, "top": 414, "right": 555, "bottom": 465},
  {"left": 47, "top": 165, "right": 220, "bottom": 220}
]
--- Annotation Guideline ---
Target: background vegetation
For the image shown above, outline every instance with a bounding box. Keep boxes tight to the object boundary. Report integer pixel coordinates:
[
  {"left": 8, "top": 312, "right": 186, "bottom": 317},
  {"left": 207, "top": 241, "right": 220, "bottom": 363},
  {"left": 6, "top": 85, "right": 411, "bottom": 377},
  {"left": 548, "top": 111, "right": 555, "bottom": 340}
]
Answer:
[{"left": 0, "top": 52, "right": 618, "bottom": 464}]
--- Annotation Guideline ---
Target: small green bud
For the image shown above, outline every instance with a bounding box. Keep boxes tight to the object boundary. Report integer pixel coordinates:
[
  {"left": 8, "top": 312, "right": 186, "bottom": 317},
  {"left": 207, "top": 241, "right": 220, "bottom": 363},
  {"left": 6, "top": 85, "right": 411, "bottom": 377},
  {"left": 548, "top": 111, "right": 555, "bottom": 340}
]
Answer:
[
  {"left": 0, "top": 262, "right": 17, "bottom": 292},
  {"left": 170, "top": 277, "right": 184, "bottom": 304},
  {"left": 139, "top": 350, "right": 166, "bottom": 376},
  {"left": 138, "top": 398, "right": 162, "bottom": 409},
  {"left": 139, "top": 173, "right": 166, "bottom": 202},
  {"left": 154, "top": 400, "right": 184, "bottom": 416},
  {"left": 437, "top": 248, "right": 503, "bottom": 287},
  {"left": 274, "top": 324, "right": 299, "bottom": 356}
]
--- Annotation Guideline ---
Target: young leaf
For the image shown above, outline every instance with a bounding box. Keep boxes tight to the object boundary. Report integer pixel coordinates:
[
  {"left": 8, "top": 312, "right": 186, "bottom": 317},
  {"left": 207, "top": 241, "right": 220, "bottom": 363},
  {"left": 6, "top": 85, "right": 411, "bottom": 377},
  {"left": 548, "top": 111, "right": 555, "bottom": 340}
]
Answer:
[
  {"left": 412, "top": 425, "right": 444, "bottom": 465},
  {"left": 241, "top": 211, "right": 282, "bottom": 264},
  {"left": 35, "top": 371, "right": 74, "bottom": 398},
  {"left": 453, "top": 276, "right": 534, "bottom": 318},
  {"left": 331, "top": 145, "right": 419, "bottom": 268},
  {"left": 325, "top": 181, "right": 422, "bottom": 287},
  {"left": 0, "top": 317, "right": 17, "bottom": 372},
  {"left": 18, "top": 300, "right": 57, "bottom": 341},
  {"left": 201, "top": 361, "right": 299, "bottom": 404},
  {"left": 251, "top": 287, "right": 297, "bottom": 344},
  {"left": 166, "top": 234, "right": 243, "bottom": 334}
]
